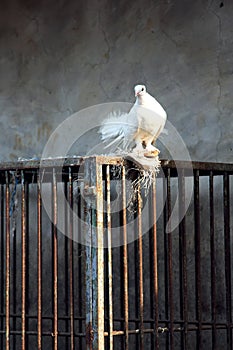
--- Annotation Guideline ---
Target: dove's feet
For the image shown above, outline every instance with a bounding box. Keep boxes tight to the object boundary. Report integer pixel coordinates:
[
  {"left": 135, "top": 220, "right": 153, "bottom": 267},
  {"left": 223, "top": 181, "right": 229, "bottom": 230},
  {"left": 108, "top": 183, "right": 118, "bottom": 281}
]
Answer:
[
  {"left": 144, "top": 150, "right": 159, "bottom": 158},
  {"left": 144, "top": 145, "right": 160, "bottom": 158},
  {"left": 145, "top": 144, "right": 159, "bottom": 152},
  {"left": 132, "top": 144, "right": 160, "bottom": 158}
]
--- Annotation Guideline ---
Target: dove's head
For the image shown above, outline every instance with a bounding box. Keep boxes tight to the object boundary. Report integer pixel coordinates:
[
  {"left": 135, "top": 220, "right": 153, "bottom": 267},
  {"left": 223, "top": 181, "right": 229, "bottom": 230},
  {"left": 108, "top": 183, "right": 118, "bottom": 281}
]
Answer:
[{"left": 134, "top": 84, "right": 146, "bottom": 97}]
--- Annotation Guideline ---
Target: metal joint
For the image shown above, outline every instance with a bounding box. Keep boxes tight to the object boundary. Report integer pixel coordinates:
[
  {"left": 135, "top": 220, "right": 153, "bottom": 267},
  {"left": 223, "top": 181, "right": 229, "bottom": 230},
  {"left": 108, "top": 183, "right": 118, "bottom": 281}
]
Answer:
[{"left": 86, "top": 323, "right": 94, "bottom": 345}]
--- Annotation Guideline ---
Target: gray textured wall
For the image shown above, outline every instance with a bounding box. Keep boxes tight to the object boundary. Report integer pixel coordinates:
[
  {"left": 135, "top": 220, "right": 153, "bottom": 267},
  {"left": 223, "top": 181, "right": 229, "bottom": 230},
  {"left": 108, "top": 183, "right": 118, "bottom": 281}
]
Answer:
[{"left": 0, "top": 0, "right": 232, "bottom": 162}]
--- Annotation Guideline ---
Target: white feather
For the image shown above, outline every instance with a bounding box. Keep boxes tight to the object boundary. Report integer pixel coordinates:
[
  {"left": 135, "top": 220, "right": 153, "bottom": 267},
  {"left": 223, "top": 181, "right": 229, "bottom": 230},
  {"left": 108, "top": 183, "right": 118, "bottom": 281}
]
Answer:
[{"left": 100, "top": 111, "right": 137, "bottom": 149}]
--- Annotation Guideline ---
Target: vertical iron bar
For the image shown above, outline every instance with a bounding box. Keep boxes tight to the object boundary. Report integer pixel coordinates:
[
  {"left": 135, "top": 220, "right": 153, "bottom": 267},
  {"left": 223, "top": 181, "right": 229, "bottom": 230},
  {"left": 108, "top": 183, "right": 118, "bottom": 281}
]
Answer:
[
  {"left": 68, "top": 168, "right": 74, "bottom": 350},
  {"left": 52, "top": 168, "right": 58, "bottom": 349},
  {"left": 179, "top": 169, "right": 188, "bottom": 349},
  {"left": 194, "top": 170, "right": 202, "bottom": 348},
  {"left": 78, "top": 181, "right": 84, "bottom": 349},
  {"left": 137, "top": 186, "right": 144, "bottom": 350},
  {"left": 12, "top": 176, "right": 17, "bottom": 350},
  {"left": 85, "top": 216, "right": 93, "bottom": 349},
  {"left": 223, "top": 172, "right": 232, "bottom": 349},
  {"left": 85, "top": 157, "right": 104, "bottom": 350},
  {"left": 64, "top": 177, "right": 69, "bottom": 350},
  {"left": 91, "top": 164, "right": 99, "bottom": 350},
  {"left": 84, "top": 160, "right": 93, "bottom": 350},
  {"left": 134, "top": 221, "right": 139, "bottom": 350},
  {"left": 0, "top": 184, "right": 4, "bottom": 350},
  {"left": 152, "top": 176, "right": 159, "bottom": 350},
  {"left": 163, "top": 171, "right": 169, "bottom": 350},
  {"left": 37, "top": 173, "right": 42, "bottom": 350},
  {"left": 167, "top": 169, "right": 174, "bottom": 349},
  {"left": 209, "top": 171, "right": 217, "bottom": 349},
  {"left": 21, "top": 171, "right": 26, "bottom": 350},
  {"left": 95, "top": 161, "right": 105, "bottom": 349},
  {"left": 64, "top": 179, "right": 68, "bottom": 350},
  {"left": 106, "top": 165, "right": 113, "bottom": 350},
  {"left": 5, "top": 172, "right": 10, "bottom": 350},
  {"left": 122, "top": 165, "right": 129, "bottom": 350}
]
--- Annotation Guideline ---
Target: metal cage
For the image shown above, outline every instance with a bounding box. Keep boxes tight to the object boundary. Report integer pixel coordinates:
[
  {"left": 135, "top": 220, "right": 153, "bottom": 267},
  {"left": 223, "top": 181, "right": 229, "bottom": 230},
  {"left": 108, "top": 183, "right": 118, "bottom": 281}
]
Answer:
[{"left": 0, "top": 156, "right": 232, "bottom": 350}]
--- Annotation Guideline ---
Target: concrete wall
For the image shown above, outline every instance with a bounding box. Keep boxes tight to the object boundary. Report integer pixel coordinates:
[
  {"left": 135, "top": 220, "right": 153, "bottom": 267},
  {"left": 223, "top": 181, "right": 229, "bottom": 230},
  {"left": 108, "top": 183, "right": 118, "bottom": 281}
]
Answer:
[{"left": 0, "top": 0, "right": 232, "bottom": 162}]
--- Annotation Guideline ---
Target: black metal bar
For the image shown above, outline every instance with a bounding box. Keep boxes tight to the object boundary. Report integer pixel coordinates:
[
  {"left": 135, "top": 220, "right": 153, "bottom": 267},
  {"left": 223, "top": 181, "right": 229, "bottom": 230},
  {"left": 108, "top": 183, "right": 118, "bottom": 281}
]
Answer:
[
  {"left": 0, "top": 319, "right": 232, "bottom": 335},
  {"left": 223, "top": 172, "right": 232, "bottom": 349},
  {"left": 68, "top": 167, "right": 74, "bottom": 350},
  {"left": 163, "top": 170, "right": 170, "bottom": 350},
  {"left": 5, "top": 172, "right": 10, "bottom": 350},
  {"left": 77, "top": 180, "right": 84, "bottom": 350},
  {"left": 179, "top": 169, "right": 188, "bottom": 349},
  {"left": 122, "top": 165, "right": 129, "bottom": 350},
  {"left": 194, "top": 170, "right": 202, "bottom": 348},
  {"left": 151, "top": 176, "right": 159, "bottom": 350},
  {"left": 12, "top": 173, "right": 17, "bottom": 350},
  {"left": 0, "top": 184, "right": 4, "bottom": 350},
  {"left": 0, "top": 320, "right": 231, "bottom": 337},
  {"left": 106, "top": 165, "right": 113, "bottom": 350},
  {"left": 134, "top": 214, "right": 139, "bottom": 350},
  {"left": 161, "top": 160, "right": 233, "bottom": 176},
  {"left": 21, "top": 171, "right": 26, "bottom": 350},
  {"left": 37, "top": 173, "right": 42, "bottom": 350},
  {"left": 137, "top": 187, "right": 144, "bottom": 350},
  {"left": 52, "top": 168, "right": 58, "bottom": 349},
  {"left": 167, "top": 169, "right": 175, "bottom": 350},
  {"left": 209, "top": 171, "right": 217, "bottom": 349},
  {"left": 64, "top": 178, "right": 69, "bottom": 350},
  {"left": 25, "top": 180, "right": 30, "bottom": 348}
]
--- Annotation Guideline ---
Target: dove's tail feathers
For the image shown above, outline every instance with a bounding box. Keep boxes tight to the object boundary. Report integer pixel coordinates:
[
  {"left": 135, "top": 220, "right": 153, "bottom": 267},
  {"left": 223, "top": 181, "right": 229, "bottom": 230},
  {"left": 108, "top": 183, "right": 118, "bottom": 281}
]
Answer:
[
  {"left": 99, "top": 111, "right": 131, "bottom": 149},
  {"left": 103, "top": 132, "right": 124, "bottom": 149}
]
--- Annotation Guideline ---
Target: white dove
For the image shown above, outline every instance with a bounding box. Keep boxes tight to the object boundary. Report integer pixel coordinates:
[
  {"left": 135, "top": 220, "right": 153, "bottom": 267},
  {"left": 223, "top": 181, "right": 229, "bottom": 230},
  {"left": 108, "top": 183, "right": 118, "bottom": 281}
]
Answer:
[{"left": 100, "top": 84, "right": 167, "bottom": 157}]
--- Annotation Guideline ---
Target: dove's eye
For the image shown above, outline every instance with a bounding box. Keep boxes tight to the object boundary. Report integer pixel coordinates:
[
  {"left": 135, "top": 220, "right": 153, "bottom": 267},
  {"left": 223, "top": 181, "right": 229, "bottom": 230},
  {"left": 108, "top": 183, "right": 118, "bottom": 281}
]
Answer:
[{"left": 141, "top": 87, "right": 144, "bottom": 91}]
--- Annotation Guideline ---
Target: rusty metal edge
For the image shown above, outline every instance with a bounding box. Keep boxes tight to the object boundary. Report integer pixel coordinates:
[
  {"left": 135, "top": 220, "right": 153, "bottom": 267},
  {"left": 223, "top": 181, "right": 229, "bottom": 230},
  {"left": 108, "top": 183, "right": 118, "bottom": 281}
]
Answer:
[
  {"left": 0, "top": 156, "right": 122, "bottom": 171},
  {"left": 0, "top": 156, "right": 233, "bottom": 174}
]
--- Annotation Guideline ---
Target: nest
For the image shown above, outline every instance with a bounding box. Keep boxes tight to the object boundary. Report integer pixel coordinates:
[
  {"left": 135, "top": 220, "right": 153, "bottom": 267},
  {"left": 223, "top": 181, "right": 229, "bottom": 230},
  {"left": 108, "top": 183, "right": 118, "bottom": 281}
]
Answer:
[{"left": 123, "top": 150, "right": 161, "bottom": 213}]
